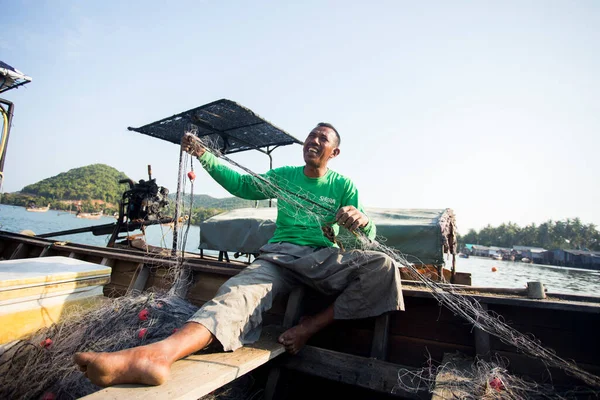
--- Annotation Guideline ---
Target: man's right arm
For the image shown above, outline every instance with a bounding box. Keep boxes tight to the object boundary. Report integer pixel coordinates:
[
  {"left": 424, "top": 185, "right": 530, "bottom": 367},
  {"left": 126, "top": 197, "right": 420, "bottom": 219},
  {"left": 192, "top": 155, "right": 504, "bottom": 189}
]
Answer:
[
  {"left": 197, "top": 152, "right": 273, "bottom": 200},
  {"left": 182, "top": 132, "right": 274, "bottom": 200}
]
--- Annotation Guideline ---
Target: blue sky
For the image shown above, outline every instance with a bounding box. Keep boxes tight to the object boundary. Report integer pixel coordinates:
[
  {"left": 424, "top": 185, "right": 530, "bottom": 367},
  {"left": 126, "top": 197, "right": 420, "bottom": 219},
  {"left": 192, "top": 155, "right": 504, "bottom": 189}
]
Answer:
[{"left": 1, "top": 0, "right": 599, "bottom": 233}]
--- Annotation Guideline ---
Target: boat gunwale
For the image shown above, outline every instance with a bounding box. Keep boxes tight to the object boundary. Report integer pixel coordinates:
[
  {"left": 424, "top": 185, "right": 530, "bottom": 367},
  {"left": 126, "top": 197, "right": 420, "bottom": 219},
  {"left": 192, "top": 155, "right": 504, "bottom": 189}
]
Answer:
[{"left": 2, "top": 230, "right": 599, "bottom": 314}]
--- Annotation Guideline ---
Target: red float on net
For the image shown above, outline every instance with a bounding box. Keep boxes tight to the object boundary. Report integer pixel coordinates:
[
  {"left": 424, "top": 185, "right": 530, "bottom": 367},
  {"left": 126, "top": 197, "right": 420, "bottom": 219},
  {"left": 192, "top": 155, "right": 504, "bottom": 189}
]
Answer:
[{"left": 138, "top": 309, "right": 150, "bottom": 321}]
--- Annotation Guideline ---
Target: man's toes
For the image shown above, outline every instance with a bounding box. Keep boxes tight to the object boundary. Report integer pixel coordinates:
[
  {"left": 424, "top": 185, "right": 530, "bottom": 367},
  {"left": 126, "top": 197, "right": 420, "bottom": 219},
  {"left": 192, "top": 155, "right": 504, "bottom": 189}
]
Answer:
[{"left": 74, "top": 351, "right": 97, "bottom": 365}]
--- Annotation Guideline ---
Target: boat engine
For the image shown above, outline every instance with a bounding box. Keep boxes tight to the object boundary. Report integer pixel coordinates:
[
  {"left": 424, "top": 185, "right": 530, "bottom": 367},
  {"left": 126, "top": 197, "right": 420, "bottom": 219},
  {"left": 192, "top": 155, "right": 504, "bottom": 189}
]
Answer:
[{"left": 119, "top": 166, "right": 170, "bottom": 222}]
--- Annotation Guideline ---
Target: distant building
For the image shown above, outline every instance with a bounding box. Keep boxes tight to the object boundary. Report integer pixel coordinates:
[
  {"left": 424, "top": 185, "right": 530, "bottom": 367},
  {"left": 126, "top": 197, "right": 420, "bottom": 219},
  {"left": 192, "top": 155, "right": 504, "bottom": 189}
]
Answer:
[
  {"left": 512, "top": 245, "right": 547, "bottom": 262},
  {"left": 471, "top": 245, "right": 490, "bottom": 257},
  {"left": 549, "top": 249, "right": 600, "bottom": 270},
  {"left": 488, "top": 246, "right": 503, "bottom": 257}
]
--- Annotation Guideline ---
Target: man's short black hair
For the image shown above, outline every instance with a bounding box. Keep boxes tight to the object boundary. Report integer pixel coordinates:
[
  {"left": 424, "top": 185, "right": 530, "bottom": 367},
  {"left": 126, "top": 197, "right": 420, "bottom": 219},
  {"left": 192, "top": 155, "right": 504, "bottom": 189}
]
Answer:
[{"left": 316, "top": 122, "right": 341, "bottom": 146}]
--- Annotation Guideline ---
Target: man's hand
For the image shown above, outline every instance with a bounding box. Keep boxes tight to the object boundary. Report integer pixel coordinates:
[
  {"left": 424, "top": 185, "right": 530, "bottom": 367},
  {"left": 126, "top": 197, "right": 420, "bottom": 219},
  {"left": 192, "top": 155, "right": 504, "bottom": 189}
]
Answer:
[
  {"left": 335, "top": 206, "right": 369, "bottom": 231},
  {"left": 182, "top": 132, "right": 206, "bottom": 157}
]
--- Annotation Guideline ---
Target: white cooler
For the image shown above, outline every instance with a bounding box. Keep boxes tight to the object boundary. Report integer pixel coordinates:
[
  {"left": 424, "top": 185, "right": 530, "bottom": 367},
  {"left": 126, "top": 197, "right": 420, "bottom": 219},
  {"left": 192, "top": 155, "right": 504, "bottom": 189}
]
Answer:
[{"left": 0, "top": 256, "right": 111, "bottom": 344}]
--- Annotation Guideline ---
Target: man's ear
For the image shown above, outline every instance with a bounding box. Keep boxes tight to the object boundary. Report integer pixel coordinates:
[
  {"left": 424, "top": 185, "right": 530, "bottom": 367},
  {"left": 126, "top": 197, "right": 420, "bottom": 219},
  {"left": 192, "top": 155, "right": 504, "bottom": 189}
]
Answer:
[{"left": 330, "top": 147, "right": 341, "bottom": 159}]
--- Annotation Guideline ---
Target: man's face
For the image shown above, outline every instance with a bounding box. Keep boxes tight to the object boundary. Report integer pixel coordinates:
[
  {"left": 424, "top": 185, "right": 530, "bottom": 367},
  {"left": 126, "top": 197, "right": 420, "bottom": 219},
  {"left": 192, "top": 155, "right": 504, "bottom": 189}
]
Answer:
[{"left": 303, "top": 126, "right": 340, "bottom": 168}]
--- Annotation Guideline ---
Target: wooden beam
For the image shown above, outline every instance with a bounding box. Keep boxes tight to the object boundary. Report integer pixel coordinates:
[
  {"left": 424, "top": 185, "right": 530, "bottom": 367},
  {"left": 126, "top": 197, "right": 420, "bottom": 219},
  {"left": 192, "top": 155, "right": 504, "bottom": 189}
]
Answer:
[
  {"left": 127, "top": 263, "right": 149, "bottom": 295},
  {"left": 81, "top": 328, "right": 285, "bottom": 400},
  {"left": 474, "top": 303, "right": 491, "bottom": 360},
  {"left": 265, "top": 286, "right": 306, "bottom": 400},
  {"left": 370, "top": 313, "right": 390, "bottom": 360},
  {"left": 263, "top": 367, "right": 282, "bottom": 400},
  {"left": 282, "top": 345, "right": 428, "bottom": 399},
  {"left": 9, "top": 243, "right": 28, "bottom": 260},
  {"left": 100, "top": 257, "right": 114, "bottom": 266},
  {"left": 283, "top": 286, "right": 305, "bottom": 329},
  {"left": 431, "top": 353, "right": 473, "bottom": 400},
  {"left": 39, "top": 245, "right": 52, "bottom": 257}
]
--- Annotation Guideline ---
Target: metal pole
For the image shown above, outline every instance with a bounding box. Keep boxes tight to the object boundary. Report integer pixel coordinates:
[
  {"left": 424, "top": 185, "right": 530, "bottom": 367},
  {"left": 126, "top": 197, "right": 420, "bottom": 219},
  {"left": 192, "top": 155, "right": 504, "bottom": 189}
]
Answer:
[{"left": 172, "top": 147, "right": 184, "bottom": 256}]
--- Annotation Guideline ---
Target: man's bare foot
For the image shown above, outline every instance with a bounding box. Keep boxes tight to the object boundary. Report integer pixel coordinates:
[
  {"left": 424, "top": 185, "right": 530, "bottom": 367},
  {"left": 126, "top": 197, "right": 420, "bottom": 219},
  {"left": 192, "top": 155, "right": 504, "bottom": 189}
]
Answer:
[
  {"left": 278, "top": 316, "right": 321, "bottom": 355},
  {"left": 73, "top": 322, "right": 216, "bottom": 387},
  {"left": 74, "top": 345, "right": 172, "bottom": 387}
]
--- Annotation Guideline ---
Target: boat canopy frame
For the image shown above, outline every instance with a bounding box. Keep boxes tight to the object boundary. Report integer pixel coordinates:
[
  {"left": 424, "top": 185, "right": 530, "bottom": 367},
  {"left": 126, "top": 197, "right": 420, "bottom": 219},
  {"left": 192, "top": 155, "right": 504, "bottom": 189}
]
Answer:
[
  {"left": 0, "top": 60, "right": 32, "bottom": 94},
  {"left": 128, "top": 99, "right": 303, "bottom": 168}
]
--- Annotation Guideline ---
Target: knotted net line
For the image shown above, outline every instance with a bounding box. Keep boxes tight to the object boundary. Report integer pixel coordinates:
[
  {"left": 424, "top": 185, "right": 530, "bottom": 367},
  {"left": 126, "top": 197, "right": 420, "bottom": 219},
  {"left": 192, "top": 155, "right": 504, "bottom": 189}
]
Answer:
[
  {"left": 1, "top": 131, "right": 598, "bottom": 399},
  {"left": 192, "top": 133, "right": 600, "bottom": 396}
]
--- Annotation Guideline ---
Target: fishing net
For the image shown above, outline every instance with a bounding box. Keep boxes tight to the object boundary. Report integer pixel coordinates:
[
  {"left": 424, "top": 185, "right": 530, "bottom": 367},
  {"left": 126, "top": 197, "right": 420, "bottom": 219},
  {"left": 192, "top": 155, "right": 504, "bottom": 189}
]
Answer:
[
  {"left": 0, "top": 292, "right": 198, "bottom": 399},
  {"left": 395, "top": 353, "right": 598, "bottom": 399},
  {"left": 1, "top": 128, "right": 599, "bottom": 399},
  {"left": 191, "top": 132, "right": 600, "bottom": 396}
]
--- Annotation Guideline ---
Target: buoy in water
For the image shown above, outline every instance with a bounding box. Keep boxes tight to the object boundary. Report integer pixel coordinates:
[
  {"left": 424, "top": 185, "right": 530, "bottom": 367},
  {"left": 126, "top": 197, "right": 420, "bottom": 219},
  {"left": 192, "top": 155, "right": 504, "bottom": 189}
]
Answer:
[{"left": 491, "top": 266, "right": 498, "bottom": 272}]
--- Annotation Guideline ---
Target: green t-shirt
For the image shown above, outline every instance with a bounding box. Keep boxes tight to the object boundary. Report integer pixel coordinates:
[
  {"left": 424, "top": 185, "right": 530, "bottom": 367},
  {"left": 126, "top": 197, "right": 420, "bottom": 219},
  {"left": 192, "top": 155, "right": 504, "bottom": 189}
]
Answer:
[{"left": 199, "top": 151, "right": 376, "bottom": 248}]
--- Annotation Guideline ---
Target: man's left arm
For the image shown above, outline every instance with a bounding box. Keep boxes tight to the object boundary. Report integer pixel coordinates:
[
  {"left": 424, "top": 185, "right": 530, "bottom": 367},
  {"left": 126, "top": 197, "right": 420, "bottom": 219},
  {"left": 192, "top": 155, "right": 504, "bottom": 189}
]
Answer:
[{"left": 336, "top": 181, "right": 376, "bottom": 241}]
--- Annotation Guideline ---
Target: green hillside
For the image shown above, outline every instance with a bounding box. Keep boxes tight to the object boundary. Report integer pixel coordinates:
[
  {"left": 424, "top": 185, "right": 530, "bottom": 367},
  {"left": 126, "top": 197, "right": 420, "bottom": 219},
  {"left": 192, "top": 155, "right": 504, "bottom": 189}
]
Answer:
[
  {"left": 0, "top": 164, "right": 275, "bottom": 219},
  {"left": 21, "top": 164, "right": 130, "bottom": 203}
]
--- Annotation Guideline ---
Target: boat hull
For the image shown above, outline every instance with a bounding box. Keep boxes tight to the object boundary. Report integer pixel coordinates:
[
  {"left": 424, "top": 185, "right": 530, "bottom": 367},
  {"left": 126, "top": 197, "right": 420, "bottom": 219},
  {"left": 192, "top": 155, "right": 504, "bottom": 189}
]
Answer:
[{"left": 0, "top": 230, "right": 598, "bottom": 398}]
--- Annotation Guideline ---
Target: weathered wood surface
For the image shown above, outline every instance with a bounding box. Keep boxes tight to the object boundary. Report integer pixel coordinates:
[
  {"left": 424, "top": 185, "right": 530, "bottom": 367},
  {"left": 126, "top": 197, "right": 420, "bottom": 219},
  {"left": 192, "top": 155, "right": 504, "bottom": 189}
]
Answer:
[
  {"left": 82, "top": 328, "right": 285, "bottom": 400},
  {"left": 3, "top": 232, "right": 599, "bottom": 313},
  {"left": 431, "top": 352, "right": 473, "bottom": 400},
  {"left": 126, "top": 262, "right": 148, "bottom": 295},
  {"left": 282, "top": 344, "right": 429, "bottom": 399},
  {"left": 370, "top": 312, "right": 390, "bottom": 360},
  {"left": 2, "top": 230, "right": 600, "bottom": 393}
]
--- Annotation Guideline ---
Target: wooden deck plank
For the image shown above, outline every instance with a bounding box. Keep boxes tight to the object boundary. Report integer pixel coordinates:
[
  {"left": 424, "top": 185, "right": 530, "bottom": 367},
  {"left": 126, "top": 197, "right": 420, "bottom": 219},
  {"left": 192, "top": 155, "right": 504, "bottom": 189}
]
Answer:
[{"left": 81, "top": 328, "right": 284, "bottom": 400}]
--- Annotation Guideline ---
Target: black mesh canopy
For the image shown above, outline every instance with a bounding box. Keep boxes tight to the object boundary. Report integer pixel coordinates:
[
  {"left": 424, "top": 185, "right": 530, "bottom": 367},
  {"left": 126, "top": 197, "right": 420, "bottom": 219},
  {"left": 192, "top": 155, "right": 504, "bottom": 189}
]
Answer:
[{"left": 128, "top": 99, "right": 302, "bottom": 154}]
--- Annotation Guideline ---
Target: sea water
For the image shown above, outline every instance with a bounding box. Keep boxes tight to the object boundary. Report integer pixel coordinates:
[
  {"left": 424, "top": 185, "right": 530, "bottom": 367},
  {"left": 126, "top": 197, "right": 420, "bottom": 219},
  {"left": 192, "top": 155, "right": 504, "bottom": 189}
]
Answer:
[
  {"left": 452, "top": 255, "right": 600, "bottom": 295},
  {"left": 1, "top": 204, "right": 598, "bottom": 296},
  {"left": 0, "top": 204, "right": 203, "bottom": 253}
]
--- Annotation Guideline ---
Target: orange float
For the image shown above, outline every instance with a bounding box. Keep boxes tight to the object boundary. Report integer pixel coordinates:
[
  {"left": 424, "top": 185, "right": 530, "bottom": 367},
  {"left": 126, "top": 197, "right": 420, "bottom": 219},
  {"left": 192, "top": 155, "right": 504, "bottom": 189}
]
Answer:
[{"left": 491, "top": 266, "right": 498, "bottom": 272}]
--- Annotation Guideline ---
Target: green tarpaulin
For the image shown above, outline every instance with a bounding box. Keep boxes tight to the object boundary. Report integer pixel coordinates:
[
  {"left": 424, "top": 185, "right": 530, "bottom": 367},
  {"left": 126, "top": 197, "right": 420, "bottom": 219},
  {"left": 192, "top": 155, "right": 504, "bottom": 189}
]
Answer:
[{"left": 200, "top": 208, "right": 457, "bottom": 266}]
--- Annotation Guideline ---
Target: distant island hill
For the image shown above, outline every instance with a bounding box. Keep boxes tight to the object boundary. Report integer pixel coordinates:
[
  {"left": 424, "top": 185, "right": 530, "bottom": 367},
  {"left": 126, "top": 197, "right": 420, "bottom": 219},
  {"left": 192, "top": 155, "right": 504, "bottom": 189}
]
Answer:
[{"left": 0, "top": 163, "right": 270, "bottom": 225}]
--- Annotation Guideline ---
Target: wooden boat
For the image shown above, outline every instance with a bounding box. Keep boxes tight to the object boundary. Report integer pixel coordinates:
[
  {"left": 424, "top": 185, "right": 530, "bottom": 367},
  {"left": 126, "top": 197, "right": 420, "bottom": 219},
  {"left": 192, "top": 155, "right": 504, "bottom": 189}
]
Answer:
[
  {"left": 76, "top": 210, "right": 104, "bottom": 219},
  {"left": 1, "top": 228, "right": 599, "bottom": 399},
  {"left": 1, "top": 99, "right": 599, "bottom": 399},
  {"left": 25, "top": 202, "right": 50, "bottom": 212}
]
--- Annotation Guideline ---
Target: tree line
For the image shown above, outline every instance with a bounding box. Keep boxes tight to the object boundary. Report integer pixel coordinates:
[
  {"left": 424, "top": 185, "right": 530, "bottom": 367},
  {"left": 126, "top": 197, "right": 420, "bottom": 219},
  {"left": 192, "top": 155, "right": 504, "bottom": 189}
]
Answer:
[{"left": 459, "top": 218, "right": 600, "bottom": 251}]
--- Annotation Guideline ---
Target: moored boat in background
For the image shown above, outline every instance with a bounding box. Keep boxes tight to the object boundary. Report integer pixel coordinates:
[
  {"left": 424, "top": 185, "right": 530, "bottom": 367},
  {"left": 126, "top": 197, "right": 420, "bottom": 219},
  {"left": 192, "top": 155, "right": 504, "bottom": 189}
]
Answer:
[
  {"left": 25, "top": 202, "right": 50, "bottom": 213},
  {"left": 76, "top": 210, "right": 103, "bottom": 219}
]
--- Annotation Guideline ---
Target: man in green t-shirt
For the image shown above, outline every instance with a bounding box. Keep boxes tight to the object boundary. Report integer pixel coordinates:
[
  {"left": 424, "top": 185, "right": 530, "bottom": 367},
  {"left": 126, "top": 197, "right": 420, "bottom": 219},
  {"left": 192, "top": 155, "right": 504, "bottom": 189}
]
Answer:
[{"left": 74, "top": 123, "right": 404, "bottom": 387}]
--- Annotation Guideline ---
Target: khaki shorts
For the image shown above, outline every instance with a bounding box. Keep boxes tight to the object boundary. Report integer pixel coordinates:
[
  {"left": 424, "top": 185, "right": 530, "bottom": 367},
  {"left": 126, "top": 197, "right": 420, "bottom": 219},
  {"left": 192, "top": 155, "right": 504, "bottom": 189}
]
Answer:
[{"left": 188, "top": 242, "right": 404, "bottom": 351}]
